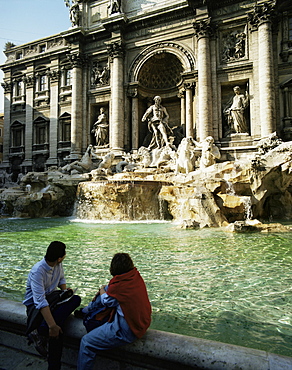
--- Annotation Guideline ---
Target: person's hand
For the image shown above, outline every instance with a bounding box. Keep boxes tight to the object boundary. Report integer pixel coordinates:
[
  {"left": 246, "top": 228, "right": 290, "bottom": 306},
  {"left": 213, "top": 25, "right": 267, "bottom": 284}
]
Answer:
[
  {"left": 92, "top": 290, "right": 100, "bottom": 302},
  {"left": 99, "top": 285, "right": 106, "bottom": 294},
  {"left": 49, "top": 324, "right": 63, "bottom": 338}
]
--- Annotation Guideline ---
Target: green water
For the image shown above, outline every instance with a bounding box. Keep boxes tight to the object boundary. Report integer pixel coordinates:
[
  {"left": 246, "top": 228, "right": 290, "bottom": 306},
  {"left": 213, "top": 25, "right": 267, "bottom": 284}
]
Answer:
[{"left": 0, "top": 217, "right": 292, "bottom": 357}]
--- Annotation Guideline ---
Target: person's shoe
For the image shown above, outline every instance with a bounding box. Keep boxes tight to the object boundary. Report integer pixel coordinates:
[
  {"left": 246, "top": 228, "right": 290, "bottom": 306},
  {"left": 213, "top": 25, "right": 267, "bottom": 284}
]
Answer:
[
  {"left": 74, "top": 308, "right": 85, "bottom": 319},
  {"left": 28, "top": 329, "right": 48, "bottom": 358}
]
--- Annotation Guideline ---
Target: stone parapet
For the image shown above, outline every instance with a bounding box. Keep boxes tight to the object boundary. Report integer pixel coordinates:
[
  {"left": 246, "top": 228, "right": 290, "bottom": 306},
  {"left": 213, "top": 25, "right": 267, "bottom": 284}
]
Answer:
[{"left": 0, "top": 298, "right": 292, "bottom": 370}]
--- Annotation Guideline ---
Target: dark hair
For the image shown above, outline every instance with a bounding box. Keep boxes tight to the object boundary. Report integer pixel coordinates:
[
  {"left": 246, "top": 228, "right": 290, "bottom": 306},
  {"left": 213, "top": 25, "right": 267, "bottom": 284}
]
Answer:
[
  {"left": 110, "top": 253, "right": 134, "bottom": 276},
  {"left": 45, "top": 241, "right": 66, "bottom": 262}
]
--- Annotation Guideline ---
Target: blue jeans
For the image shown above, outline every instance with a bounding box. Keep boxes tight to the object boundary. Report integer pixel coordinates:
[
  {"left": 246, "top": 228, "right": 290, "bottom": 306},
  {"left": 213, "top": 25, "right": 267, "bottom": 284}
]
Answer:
[{"left": 77, "top": 313, "right": 136, "bottom": 370}]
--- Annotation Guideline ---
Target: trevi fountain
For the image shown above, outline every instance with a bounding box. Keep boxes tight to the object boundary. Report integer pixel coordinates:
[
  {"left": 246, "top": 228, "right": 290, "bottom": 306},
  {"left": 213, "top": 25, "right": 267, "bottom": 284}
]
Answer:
[{"left": 1, "top": 97, "right": 292, "bottom": 358}]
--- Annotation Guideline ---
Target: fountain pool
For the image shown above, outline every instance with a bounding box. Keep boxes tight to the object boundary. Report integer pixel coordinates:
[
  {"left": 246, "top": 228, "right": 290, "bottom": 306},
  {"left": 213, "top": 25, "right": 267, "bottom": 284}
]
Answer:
[{"left": 0, "top": 217, "right": 291, "bottom": 357}]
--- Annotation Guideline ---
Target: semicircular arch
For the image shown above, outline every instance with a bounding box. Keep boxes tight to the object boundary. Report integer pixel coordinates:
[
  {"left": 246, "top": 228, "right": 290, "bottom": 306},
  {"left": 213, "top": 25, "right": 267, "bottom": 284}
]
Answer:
[{"left": 129, "top": 42, "right": 196, "bottom": 83}]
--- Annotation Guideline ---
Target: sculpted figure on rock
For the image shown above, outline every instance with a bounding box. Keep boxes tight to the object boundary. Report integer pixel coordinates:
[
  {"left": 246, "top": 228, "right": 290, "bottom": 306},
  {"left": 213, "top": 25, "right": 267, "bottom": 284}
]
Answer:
[
  {"left": 142, "top": 96, "right": 173, "bottom": 150},
  {"left": 193, "top": 136, "right": 221, "bottom": 169},
  {"left": 61, "top": 145, "right": 98, "bottom": 174}
]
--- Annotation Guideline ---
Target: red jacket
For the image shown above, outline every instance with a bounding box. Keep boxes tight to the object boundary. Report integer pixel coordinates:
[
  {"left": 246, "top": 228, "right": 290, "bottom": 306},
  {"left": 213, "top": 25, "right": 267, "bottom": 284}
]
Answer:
[{"left": 107, "top": 267, "right": 151, "bottom": 338}]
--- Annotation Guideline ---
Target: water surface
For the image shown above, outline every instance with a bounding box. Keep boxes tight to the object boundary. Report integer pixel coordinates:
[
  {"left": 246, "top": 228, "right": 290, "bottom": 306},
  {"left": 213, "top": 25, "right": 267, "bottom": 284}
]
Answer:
[{"left": 0, "top": 217, "right": 291, "bottom": 357}]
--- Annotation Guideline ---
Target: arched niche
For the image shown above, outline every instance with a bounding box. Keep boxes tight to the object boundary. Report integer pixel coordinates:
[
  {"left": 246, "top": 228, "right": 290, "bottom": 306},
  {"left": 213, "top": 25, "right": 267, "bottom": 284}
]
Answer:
[
  {"left": 128, "top": 42, "right": 196, "bottom": 149},
  {"left": 129, "top": 42, "right": 195, "bottom": 84}
]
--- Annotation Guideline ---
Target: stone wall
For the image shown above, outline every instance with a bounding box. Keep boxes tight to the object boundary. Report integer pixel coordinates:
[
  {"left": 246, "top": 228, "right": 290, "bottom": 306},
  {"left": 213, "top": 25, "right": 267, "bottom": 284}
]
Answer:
[{"left": 1, "top": 298, "right": 292, "bottom": 370}]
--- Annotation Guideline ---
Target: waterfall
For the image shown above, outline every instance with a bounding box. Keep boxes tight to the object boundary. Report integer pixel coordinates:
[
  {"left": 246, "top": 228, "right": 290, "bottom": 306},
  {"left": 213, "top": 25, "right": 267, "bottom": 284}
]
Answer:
[
  {"left": 225, "top": 180, "right": 235, "bottom": 195},
  {"left": 243, "top": 196, "right": 253, "bottom": 220}
]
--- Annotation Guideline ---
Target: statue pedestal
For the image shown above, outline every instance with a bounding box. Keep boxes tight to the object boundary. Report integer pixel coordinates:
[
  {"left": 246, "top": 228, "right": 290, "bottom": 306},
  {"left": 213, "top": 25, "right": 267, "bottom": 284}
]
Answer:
[{"left": 221, "top": 133, "right": 254, "bottom": 148}]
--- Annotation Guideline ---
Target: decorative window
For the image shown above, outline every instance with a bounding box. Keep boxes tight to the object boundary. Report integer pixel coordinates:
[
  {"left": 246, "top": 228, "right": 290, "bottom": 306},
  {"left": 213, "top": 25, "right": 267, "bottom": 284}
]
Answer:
[
  {"left": 280, "top": 15, "right": 292, "bottom": 62},
  {"left": 33, "top": 117, "right": 49, "bottom": 151},
  {"left": 16, "top": 52, "right": 23, "bottom": 60},
  {"left": 39, "top": 44, "right": 46, "bottom": 53},
  {"left": 65, "top": 69, "right": 72, "bottom": 86},
  {"left": 15, "top": 80, "right": 22, "bottom": 96},
  {"left": 39, "top": 75, "right": 46, "bottom": 91},
  {"left": 289, "top": 18, "right": 292, "bottom": 40},
  {"left": 11, "top": 121, "right": 24, "bottom": 150},
  {"left": 58, "top": 113, "right": 71, "bottom": 147}
]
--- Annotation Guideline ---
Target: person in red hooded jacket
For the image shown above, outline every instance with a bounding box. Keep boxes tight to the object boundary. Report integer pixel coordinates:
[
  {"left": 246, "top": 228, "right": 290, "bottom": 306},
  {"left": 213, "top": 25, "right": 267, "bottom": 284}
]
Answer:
[{"left": 77, "top": 253, "right": 151, "bottom": 370}]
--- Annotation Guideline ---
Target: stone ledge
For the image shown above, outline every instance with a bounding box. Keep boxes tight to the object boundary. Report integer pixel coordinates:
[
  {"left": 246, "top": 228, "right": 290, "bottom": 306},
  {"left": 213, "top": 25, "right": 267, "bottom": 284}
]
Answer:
[{"left": 1, "top": 298, "right": 292, "bottom": 370}]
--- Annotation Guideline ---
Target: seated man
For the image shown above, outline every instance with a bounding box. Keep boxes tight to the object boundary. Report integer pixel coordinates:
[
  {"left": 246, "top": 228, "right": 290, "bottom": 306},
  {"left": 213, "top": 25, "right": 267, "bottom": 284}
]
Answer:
[{"left": 23, "top": 241, "right": 81, "bottom": 370}]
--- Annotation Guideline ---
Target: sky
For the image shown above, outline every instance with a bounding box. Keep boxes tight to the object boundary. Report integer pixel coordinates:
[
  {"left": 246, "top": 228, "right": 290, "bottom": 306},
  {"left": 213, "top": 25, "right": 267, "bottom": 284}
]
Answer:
[{"left": 0, "top": 0, "right": 72, "bottom": 112}]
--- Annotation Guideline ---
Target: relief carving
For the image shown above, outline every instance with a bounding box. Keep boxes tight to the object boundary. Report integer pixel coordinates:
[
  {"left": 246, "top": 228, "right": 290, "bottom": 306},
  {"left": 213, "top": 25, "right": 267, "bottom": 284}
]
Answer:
[
  {"left": 221, "top": 29, "right": 247, "bottom": 62},
  {"left": 91, "top": 62, "right": 110, "bottom": 88}
]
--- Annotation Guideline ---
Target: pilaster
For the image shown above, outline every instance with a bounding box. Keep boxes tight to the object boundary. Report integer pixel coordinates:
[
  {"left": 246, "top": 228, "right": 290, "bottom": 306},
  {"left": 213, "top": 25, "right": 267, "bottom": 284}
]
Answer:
[
  {"left": 1, "top": 80, "right": 12, "bottom": 167},
  {"left": 22, "top": 69, "right": 34, "bottom": 169},
  {"left": 47, "top": 67, "right": 60, "bottom": 167},
  {"left": 67, "top": 53, "right": 84, "bottom": 158}
]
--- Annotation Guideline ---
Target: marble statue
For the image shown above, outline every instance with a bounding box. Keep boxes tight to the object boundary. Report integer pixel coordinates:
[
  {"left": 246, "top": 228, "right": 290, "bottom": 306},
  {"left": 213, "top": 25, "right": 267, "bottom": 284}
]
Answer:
[
  {"left": 65, "top": 0, "right": 80, "bottom": 27},
  {"left": 256, "top": 132, "right": 283, "bottom": 155},
  {"left": 224, "top": 86, "right": 249, "bottom": 134},
  {"left": 142, "top": 96, "right": 173, "bottom": 150},
  {"left": 137, "top": 146, "right": 152, "bottom": 168},
  {"left": 91, "top": 108, "right": 109, "bottom": 147},
  {"left": 108, "top": 0, "right": 122, "bottom": 14},
  {"left": 194, "top": 136, "right": 221, "bottom": 169},
  {"left": 175, "top": 137, "right": 195, "bottom": 174},
  {"left": 98, "top": 152, "right": 115, "bottom": 170},
  {"left": 61, "top": 145, "right": 98, "bottom": 174}
]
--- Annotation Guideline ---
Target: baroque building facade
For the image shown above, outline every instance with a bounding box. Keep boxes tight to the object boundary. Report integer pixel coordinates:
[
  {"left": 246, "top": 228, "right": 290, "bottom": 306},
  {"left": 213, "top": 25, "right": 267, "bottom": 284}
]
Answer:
[{"left": 0, "top": 0, "right": 292, "bottom": 179}]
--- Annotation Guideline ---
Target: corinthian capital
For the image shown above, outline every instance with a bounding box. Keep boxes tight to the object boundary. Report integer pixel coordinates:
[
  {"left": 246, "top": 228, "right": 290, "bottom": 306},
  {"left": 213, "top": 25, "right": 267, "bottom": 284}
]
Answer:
[
  {"left": 107, "top": 41, "right": 125, "bottom": 59},
  {"left": 1, "top": 81, "right": 12, "bottom": 93},
  {"left": 23, "top": 75, "right": 35, "bottom": 88},
  {"left": 67, "top": 53, "right": 85, "bottom": 68},
  {"left": 248, "top": 1, "right": 276, "bottom": 29},
  {"left": 193, "top": 18, "right": 215, "bottom": 39}
]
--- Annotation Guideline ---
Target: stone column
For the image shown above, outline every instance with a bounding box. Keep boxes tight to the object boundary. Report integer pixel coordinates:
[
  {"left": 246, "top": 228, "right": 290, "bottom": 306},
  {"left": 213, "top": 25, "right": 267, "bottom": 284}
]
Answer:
[
  {"left": 129, "top": 87, "right": 139, "bottom": 151},
  {"left": 47, "top": 69, "right": 60, "bottom": 167},
  {"left": 194, "top": 18, "right": 213, "bottom": 141},
  {"left": 108, "top": 41, "right": 125, "bottom": 151},
  {"left": 178, "top": 90, "right": 186, "bottom": 136},
  {"left": 184, "top": 83, "right": 194, "bottom": 138},
  {"left": 22, "top": 72, "right": 34, "bottom": 171},
  {"left": 1, "top": 80, "right": 12, "bottom": 168},
  {"left": 249, "top": 2, "right": 276, "bottom": 136},
  {"left": 68, "top": 53, "right": 83, "bottom": 158}
]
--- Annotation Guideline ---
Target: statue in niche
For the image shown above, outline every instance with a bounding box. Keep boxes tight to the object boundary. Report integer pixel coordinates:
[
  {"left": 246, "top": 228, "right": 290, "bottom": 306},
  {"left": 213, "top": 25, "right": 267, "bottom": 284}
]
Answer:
[
  {"left": 224, "top": 86, "right": 249, "bottom": 134},
  {"left": 108, "top": 0, "right": 122, "bottom": 15},
  {"left": 142, "top": 96, "right": 173, "bottom": 150},
  {"left": 222, "top": 31, "right": 246, "bottom": 62},
  {"left": 193, "top": 136, "right": 221, "bottom": 169},
  {"left": 64, "top": 0, "right": 80, "bottom": 27},
  {"left": 91, "top": 107, "right": 109, "bottom": 147},
  {"left": 91, "top": 64, "right": 109, "bottom": 87},
  {"left": 61, "top": 145, "right": 99, "bottom": 174}
]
